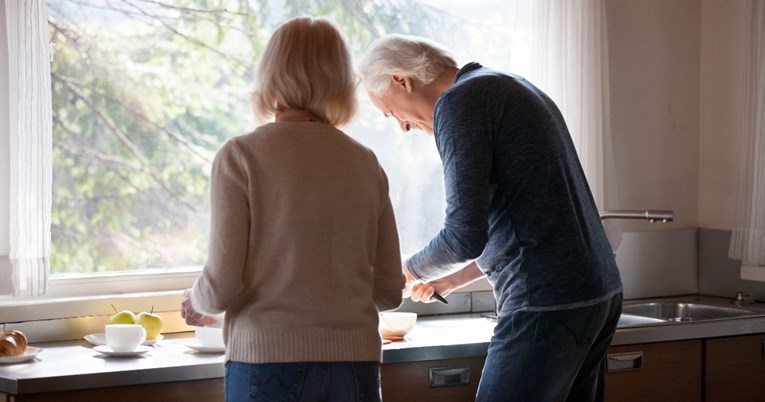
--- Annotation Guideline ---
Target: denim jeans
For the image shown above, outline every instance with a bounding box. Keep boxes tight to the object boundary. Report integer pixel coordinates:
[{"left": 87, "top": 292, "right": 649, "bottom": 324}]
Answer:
[
  {"left": 477, "top": 293, "right": 623, "bottom": 402},
  {"left": 224, "top": 361, "right": 381, "bottom": 402}
]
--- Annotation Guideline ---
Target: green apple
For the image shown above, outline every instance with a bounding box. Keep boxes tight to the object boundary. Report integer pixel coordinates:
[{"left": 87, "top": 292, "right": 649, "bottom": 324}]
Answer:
[
  {"left": 107, "top": 310, "right": 136, "bottom": 325},
  {"left": 137, "top": 311, "right": 163, "bottom": 340}
]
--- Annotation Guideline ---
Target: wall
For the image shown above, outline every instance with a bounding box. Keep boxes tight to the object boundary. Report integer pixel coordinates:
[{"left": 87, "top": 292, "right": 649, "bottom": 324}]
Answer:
[
  {"left": 605, "top": 0, "right": 756, "bottom": 298},
  {"left": 605, "top": 0, "right": 750, "bottom": 232},
  {"left": 616, "top": 229, "right": 698, "bottom": 299},
  {"left": 698, "top": 0, "right": 749, "bottom": 229},
  {"left": 699, "top": 229, "right": 765, "bottom": 300},
  {"left": 605, "top": 0, "right": 700, "bottom": 234}
]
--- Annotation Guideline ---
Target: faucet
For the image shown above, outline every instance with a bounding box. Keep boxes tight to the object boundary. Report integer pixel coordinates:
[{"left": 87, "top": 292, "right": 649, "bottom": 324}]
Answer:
[
  {"left": 599, "top": 210, "right": 674, "bottom": 223},
  {"left": 599, "top": 210, "right": 674, "bottom": 259}
]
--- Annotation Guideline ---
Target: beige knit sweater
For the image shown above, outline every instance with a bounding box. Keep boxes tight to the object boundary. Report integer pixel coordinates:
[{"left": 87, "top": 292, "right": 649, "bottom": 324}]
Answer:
[{"left": 191, "top": 122, "right": 405, "bottom": 363}]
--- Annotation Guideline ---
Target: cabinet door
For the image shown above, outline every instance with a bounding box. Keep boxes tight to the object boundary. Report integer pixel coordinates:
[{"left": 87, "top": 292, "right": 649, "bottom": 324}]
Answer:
[
  {"left": 705, "top": 333, "right": 765, "bottom": 402},
  {"left": 605, "top": 339, "right": 702, "bottom": 402},
  {"left": 381, "top": 356, "right": 485, "bottom": 402},
  {"left": 8, "top": 379, "right": 224, "bottom": 402}
]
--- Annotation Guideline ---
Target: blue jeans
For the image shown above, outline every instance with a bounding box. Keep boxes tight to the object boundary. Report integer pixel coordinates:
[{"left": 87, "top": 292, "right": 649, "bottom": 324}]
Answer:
[
  {"left": 224, "top": 361, "right": 381, "bottom": 402},
  {"left": 477, "top": 293, "right": 623, "bottom": 402}
]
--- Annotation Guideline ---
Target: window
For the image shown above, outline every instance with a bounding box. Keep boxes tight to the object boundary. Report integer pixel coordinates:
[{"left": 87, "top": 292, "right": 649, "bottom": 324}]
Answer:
[{"left": 45, "top": 0, "right": 532, "bottom": 284}]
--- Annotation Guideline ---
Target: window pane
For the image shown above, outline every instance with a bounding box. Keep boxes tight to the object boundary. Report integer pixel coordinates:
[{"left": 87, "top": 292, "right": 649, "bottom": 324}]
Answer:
[{"left": 47, "top": 0, "right": 529, "bottom": 275}]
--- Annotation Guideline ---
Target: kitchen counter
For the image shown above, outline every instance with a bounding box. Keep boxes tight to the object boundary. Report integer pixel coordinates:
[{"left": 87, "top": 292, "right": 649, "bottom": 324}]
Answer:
[
  {"left": 4, "top": 295, "right": 765, "bottom": 396},
  {"left": 0, "top": 333, "right": 224, "bottom": 395},
  {"left": 0, "top": 316, "right": 497, "bottom": 395}
]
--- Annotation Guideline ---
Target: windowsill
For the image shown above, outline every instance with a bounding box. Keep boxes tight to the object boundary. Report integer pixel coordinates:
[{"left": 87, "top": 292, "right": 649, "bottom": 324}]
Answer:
[
  {"left": 0, "top": 290, "right": 193, "bottom": 343},
  {"left": 0, "top": 268, "right": 200, "bottom": 326}
]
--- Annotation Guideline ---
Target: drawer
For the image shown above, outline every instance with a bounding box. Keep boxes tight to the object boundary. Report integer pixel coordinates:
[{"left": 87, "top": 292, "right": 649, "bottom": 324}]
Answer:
[
  {"left": 605, "top": 339, "right": 702, "bottom": 402},
  {"left": 382, "top": 356, "right": 485, "bottom": 402}
]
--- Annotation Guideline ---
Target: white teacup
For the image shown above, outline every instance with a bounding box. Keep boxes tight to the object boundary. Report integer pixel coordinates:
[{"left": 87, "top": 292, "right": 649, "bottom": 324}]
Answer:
[
  {"left": 105, "top": 324, "right": 147, "bottom": 352},
  {"left": 195, "top": 326, "right": 224, "bottom": 348}
]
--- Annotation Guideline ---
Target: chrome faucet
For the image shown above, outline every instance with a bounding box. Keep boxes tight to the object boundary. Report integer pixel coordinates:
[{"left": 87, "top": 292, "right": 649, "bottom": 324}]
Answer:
[{"left": 599, "top": 210, "right": 674, "bottom": 223}]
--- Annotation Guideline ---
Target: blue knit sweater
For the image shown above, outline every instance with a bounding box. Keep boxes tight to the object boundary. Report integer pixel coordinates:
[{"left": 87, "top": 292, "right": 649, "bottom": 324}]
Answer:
[{"left": 407, "top": 63, "right": 622, "bottom": 315}]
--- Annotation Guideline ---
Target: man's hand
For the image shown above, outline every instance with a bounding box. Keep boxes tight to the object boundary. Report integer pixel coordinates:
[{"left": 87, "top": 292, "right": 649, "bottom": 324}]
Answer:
[
  {"left": 403, "top": 261, "right": 486, "bottom": 304},
  {"left": 409, "top": 277, "right": 454, "bottom": 303},
  {"left": 402, "top": 261, "right": 454, "bottom": 303},
  {"left": 402, "top": 261, "right": 418, "bottom": 299}
]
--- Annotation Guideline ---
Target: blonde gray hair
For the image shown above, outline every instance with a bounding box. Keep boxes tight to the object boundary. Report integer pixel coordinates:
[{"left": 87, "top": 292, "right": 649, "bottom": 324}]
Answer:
[
  {"left": 357, "top": 34, "right": 458, "bottom": 96},
  {"left": 251, "top": 16, "right": 356, "bottom": 127}
]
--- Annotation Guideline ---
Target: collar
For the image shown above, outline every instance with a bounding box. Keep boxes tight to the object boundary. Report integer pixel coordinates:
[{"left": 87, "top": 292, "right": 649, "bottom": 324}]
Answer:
[{"left": 455, "top": 62, "right": 483, "bottom": 81}]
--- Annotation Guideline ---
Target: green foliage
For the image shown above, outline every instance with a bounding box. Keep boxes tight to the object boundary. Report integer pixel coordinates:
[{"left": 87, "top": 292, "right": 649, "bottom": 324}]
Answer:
[
  {"left": 46, "top": 0, "right": 505, "bottom": 273},
  {"left": 48, "top": 0, "right": 264, "bottom": 273}
]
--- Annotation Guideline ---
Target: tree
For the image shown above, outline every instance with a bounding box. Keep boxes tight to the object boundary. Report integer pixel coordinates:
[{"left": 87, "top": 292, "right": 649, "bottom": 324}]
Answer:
[{"left": 46, "top": 0, "right": 511, "bottom": 273}]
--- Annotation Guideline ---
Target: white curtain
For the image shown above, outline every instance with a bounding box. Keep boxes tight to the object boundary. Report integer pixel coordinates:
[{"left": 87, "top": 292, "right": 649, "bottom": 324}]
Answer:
[
  {"left": 5, "top": 0, "right": 52, "bottom": 296},
  {"left": 730, "top": 0, "right": 765, "bottom": 266},
  {"left": 529, "top": 0, "right": 622, "bottom": 250},
  {"left": 529, "top": 0, "right": 612, "bottom": 209}
]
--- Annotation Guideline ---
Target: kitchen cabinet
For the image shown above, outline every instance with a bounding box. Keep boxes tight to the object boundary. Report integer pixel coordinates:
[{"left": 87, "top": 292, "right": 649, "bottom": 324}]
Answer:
[
  {"left": 705, "top": 333, "right": 765, "bottom": 401},
  {"left": 605, "top": 339, "right": 702, "bottom": 402},
  {"left": 0, "top": 379, "right": 223, "bottom": 402},
  {"left": 2, "top": 358, "right": 486, "bottom": 402},
  {"left": 381, "top": 356, "right": 485, "bottom": 401}
]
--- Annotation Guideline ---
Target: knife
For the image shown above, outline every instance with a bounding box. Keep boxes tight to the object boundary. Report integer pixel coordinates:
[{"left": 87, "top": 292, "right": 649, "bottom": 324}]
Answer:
[{"left": 431, "top": 291, "right": 448, "bottom": 304}]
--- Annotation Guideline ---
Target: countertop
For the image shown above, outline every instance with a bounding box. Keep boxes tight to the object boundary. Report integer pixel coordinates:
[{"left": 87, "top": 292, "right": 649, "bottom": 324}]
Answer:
[
  {"left": 0, "top": 333, "right": 224, "bottom": 395},
  {"left": 4, "top": 295, "right": 765, "bottom": 395},
  {"left": 0, "top": 316, "right": 497, "bottom": 395}
]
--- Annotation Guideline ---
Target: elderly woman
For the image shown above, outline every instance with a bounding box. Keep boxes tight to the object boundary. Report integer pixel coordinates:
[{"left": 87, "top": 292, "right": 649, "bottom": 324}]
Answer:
[{"left": 182, "top": 17, "right": 405, "bottom": 402}]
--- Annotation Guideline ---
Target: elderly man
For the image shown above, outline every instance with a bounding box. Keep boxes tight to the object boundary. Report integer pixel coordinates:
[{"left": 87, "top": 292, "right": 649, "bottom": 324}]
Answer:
[{"left": 358, "top": 34, "right": 623, "bottom": 402}]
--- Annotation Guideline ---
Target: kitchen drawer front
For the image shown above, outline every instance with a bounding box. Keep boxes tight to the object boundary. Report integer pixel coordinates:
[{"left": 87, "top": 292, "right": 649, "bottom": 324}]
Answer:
[
  {"left": 605, "top": 339, "right": 702, "bottom": 402},
  {"left": 381, "top": 356, "right": 485, "bottom": 402},
  {"left": 6, "top": 379, "right": 223, "bottom": 402},
  {"left": 705, "top": 333, "right": 765, "bottom": 402}
]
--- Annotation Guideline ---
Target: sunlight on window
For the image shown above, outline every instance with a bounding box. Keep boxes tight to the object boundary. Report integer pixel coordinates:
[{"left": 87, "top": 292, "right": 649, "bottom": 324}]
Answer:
[{"left": 46, "top": 0, "right": 531, "bottom": 275}]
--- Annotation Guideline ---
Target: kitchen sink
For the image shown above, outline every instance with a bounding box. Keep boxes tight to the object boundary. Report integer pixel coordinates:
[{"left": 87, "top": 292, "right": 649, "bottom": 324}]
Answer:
[
  {"left": 617, "top": 313, "right": 667, "bottom": 327},
  {"left": 621, "top": 302, "right": 761, "bottom": 323}
]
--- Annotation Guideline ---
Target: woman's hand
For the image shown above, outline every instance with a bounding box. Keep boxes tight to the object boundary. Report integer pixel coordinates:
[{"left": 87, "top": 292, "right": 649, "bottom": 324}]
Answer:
[{"left": 180, "top": 289, "right": 219, "bottom": 327}]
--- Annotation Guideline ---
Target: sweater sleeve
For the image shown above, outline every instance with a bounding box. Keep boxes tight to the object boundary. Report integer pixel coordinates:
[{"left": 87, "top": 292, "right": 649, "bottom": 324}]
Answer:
[
  {"left": 191, "top": 140, "right": 250, "bottom": 315},
  {"left": 372, "top": 166, "right": 406, "bottom": 311},
  {"left": 407, "top": 92, "right": 491, "bottom": 282}
]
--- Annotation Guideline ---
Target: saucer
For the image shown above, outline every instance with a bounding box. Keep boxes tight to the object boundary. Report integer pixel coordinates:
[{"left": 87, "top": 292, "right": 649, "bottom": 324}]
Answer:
[
  {"left": 93, "top": 345, "right": 151, "bottom": 357},
  {"left": 0, "top": 347, "right": 42, "bottom": 364},
  {"left": 185, "top": 342, "right": 225, "bottom": 353},
  {"left": 85, "top": 333, "right": 163, "bottom": 346}
]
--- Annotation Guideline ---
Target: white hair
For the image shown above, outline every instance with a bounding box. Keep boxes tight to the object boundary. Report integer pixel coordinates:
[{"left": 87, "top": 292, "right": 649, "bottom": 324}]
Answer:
[{"left": 357, "top": 34, "right": 458, "bottom": 96}]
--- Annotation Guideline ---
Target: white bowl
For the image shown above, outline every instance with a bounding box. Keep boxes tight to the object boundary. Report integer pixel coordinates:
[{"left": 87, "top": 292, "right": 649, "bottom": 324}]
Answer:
[{"left": 378, "top": 312, "right": 417, "bottom": 337}]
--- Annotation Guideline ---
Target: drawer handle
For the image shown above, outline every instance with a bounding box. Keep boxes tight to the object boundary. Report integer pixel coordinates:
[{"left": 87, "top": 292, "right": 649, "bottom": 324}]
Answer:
[
  {"left": 429, "top": 366, "right": 471, "bottom": 387},
  {"left": 607, "top": 352, "right": 644, "bottom": 372}
]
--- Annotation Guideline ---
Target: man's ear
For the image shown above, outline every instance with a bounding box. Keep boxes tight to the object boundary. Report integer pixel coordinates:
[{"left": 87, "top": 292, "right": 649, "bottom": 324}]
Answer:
[{"left": 391, "top": 75, "right": 413, "bottom": 93}]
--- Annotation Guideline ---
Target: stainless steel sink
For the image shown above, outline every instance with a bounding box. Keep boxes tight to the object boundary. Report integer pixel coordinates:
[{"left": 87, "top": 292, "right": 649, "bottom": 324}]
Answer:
[
  {"left": 617, "top": 313, "right": 667, "bottom": 327},
  {"left": 621, "top": 302, "right": 760, "bottom": 323}
]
